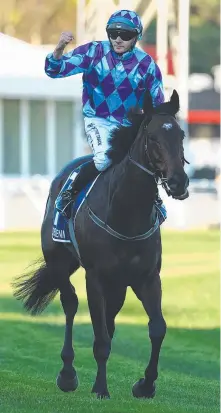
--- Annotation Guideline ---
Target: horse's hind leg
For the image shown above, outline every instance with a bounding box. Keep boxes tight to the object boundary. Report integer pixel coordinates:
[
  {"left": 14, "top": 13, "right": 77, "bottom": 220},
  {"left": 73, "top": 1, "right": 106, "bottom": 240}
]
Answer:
[
  {"left": 41, "top": 187, "right": 80, "bottom": 391},
  {"left": 41, "top": 232, "right": 80, "bottom": 392},
  {"left": 56, "top": 255, "right": 80, "bottom": 392},
  {"left": 131, "top": 272, "right": 166, "bottom": 399}
]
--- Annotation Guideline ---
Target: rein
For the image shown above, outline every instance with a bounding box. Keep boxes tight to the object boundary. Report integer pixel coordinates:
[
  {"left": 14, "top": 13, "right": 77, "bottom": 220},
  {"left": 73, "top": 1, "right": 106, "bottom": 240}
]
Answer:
[{"left": 129, "top": 152, "right": 171, "bottom": 197}]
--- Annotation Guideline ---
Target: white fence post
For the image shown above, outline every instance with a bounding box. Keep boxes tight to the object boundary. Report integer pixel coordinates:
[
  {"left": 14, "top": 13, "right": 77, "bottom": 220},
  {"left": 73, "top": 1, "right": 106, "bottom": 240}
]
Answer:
[
  {"left": 20, "top": 99, "right": 30, "bottom": 176},
  {"left": 46, "top": 100, "right": 56, "bottom": 178}
]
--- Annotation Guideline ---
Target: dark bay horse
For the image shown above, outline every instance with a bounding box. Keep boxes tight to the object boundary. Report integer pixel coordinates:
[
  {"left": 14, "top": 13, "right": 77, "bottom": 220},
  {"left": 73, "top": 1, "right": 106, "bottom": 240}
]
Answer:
[{"left": 13, "top": 90, "right": 189, "bottom": 399}]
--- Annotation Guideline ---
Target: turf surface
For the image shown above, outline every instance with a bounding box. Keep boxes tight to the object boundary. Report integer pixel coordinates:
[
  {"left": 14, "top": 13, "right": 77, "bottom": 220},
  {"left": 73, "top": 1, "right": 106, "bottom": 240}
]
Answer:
[{"left": 0, "top": 229, "right": 219, "bottom": 413}]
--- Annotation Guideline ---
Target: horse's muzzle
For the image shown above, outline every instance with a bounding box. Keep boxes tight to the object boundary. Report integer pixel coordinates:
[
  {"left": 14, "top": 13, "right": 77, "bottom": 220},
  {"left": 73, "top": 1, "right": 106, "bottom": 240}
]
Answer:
[
  {"left": 168, "top": 173, "right": 189, "bottom": 200},
  {"left": 172, "top": 188, "right": 189, "bottom": 200}
]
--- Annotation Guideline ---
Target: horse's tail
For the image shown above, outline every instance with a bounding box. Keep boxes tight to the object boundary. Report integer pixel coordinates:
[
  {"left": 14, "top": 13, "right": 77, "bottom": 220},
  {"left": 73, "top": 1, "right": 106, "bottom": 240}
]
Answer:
[{"left": 12, "top": 256, "right": 62, "bottom": 315}]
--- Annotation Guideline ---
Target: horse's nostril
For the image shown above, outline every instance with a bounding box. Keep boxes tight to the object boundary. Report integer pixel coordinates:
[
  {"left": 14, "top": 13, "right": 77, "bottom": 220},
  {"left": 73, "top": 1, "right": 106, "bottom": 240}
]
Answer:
[
  {"left": 168, "top": 177, "right": 180, "bottom": 190},
  {"left": 168, "top": 174, "right": 189, "bottom": 193},
  {"left": 168, "top": 182, "right": 178, "bottom": 191}
]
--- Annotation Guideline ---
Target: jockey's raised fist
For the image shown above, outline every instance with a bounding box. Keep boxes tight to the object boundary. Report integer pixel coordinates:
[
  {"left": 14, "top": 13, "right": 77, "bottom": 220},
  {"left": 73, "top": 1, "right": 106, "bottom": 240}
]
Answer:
[{"left": 58, "top": 31, "right": 74, "bottom": 48}]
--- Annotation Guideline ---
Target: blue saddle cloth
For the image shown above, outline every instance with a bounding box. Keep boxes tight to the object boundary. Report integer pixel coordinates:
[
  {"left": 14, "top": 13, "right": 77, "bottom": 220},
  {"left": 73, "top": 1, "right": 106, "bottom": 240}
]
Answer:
[
  {"left": 52, "top": 182, "right": 92, "bottom": 243},
  {"left": 155, "top": 201, "right": 167, "bottom": 225}
]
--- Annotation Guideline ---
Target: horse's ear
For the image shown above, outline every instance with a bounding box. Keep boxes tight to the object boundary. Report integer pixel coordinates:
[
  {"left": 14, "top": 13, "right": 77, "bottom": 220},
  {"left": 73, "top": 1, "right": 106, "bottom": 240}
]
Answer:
[
  {"left": 128, "top": 105, "right": 143, "bottom": 119},
  {"left": 143, "top": 90, "right": 153, "bottom": 115},
  {"left": 170, "top": 89, "right": 180, "bottom": 114}
]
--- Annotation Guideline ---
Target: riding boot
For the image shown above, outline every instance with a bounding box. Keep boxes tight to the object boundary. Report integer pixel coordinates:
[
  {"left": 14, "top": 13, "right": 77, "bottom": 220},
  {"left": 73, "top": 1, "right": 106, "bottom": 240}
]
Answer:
[{"left": 55, "top": 160, "right": 99, "bottom": 218}]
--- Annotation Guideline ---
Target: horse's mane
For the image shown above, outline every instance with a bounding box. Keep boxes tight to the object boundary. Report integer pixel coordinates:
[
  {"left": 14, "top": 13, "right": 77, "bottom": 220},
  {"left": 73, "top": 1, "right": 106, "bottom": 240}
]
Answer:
[
  {"left": 107, "top": 110, "right": 145, "bottom": 164},
  {"left": 107, "top": 90, "right": 180, "bottom": 165}
]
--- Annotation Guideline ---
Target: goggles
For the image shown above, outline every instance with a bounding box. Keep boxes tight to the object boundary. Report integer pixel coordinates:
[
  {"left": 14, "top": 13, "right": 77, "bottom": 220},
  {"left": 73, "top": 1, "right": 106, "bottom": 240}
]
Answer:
[{"left": 107, "top": 30, "right": 137, "bottom": 41}]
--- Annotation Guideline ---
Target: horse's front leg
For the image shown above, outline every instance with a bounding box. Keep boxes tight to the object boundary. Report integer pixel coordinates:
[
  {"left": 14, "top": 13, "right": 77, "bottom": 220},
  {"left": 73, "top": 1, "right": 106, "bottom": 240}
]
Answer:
[
  {"left": 86, "top": 270, "right": 111, "bottom": 399},
  {"left": 132, "top": 273, "right": 167, "bottom": 398}
]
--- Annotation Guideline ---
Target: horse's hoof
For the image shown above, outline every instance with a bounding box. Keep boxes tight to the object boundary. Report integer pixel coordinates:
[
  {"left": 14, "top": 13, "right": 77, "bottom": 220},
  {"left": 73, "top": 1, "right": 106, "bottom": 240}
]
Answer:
[
  {"left": 132, "top": 378, "right": 156, "bottom": 399},
  {"left": 96, "top": 391, "right": 110, "bottom": 400},
  {"left": 56, "top": 372, "right": 79, "bottom": 392},
  {"left": 92, "top": 386, "right": 110, "bottom": 399}
]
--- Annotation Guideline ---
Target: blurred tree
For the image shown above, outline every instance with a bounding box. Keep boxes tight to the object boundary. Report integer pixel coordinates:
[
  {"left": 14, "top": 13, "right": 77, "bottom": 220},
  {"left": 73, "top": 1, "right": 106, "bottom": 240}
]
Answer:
[
  {"left": 0, "top": 0, "right": 77, "bottom": 44},
  {"left": 190, "top": 0, "right": 220, "bottom": 25},
  {"left": 0, "top": 0, "right": 23, "bottom": 36},
  {"left": 189, "top": 0, "right": 220, "bottom": 73},
  {"left": 142, "top": 0, "right": 220, "bottom": 74},
  {"left": 190, "top": 22, "right": 220, "bottom": 74}
]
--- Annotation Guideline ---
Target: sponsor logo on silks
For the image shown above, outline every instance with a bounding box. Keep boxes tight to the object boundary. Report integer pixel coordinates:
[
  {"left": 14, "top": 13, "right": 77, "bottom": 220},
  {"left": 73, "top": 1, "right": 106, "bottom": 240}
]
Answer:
[
  {"left": 52, "top": 227, "right": 66, "bottom": 239},
  {"left": 162, "top": 123, "right": 173, "bottom": 130},
  {"left": 91, "top": 125, "right": 102, "bottom": 146}
]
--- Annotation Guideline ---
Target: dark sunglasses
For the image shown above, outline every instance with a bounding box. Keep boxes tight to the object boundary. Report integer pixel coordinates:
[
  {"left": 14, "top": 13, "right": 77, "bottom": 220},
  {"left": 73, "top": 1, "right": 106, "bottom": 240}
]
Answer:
[{"left": 108, "top": 30, "right": 137, "bottom": 41}]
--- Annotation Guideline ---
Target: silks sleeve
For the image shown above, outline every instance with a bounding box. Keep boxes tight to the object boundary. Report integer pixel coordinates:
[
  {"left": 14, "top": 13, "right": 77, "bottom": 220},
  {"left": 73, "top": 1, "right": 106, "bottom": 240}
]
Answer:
[
  {"left": 145, "top": 60, "right": 165, "bottom": 107},
  {"left": 45, "top": 42, "right": 97, "bottom": 78}
]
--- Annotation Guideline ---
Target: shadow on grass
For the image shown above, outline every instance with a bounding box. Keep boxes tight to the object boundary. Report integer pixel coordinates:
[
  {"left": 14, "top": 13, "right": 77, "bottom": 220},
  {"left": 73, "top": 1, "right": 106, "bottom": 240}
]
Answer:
[{"left": 0, "top": 295, "right": 219, "bottom": 383}]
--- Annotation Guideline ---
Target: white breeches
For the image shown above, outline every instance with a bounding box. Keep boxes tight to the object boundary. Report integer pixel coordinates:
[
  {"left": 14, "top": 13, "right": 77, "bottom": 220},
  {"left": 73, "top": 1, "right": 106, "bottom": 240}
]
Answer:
[{"left": 84, "top": 117, "right": 120, "bottom": 171}]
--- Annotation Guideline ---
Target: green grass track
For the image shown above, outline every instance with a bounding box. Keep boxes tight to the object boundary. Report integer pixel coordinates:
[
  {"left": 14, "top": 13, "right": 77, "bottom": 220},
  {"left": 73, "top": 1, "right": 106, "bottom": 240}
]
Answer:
[{"left": 0, "top": 229, "right": 219, "bottom": 413}]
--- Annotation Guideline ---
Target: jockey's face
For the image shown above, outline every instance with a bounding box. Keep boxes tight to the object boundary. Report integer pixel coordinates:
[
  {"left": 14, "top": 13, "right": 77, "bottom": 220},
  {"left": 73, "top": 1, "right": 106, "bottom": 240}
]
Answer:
[{"left": 108, "top": 30, "right": 137, "bottom": 54}]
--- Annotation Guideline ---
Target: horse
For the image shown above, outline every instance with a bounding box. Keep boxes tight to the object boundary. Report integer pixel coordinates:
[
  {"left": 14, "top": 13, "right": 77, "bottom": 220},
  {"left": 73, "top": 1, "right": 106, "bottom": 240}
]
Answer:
[{"left": 13, "top": 89, "right": 189, "bottom": 399}]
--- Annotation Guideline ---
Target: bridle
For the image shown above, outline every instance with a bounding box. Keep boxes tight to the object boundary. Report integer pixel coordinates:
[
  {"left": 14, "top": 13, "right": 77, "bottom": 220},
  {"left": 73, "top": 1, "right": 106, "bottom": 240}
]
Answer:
[
  {"left": 128, "top": 113, "right": 175, "bottom": 197},
  {"left": 129, "top": 145, "right": 172, "bottom": 196}
]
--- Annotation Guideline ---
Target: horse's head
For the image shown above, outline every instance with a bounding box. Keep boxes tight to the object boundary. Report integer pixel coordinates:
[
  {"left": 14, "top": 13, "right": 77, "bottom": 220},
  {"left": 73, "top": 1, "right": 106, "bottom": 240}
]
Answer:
[{"left": 136, "top": 90, "right": 189, "bottom": 200}]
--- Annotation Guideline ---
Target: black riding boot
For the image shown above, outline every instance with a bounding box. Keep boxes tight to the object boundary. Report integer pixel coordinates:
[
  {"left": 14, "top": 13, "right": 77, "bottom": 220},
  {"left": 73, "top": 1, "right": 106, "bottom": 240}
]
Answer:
[{"left": 56, "top": 161, "right": 99, "bottom": 218}]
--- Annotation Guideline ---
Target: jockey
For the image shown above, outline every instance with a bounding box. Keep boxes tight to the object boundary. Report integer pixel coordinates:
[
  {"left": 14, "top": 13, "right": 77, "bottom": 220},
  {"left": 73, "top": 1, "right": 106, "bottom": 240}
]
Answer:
[{"left": 45, "top": 9, "right": 165, "bottom": 217}]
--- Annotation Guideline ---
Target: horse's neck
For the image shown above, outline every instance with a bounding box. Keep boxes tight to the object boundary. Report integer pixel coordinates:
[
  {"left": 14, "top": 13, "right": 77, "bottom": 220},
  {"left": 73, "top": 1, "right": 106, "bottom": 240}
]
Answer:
[{"left": 107, "top": 153, "right": 157, "bottom": 237}]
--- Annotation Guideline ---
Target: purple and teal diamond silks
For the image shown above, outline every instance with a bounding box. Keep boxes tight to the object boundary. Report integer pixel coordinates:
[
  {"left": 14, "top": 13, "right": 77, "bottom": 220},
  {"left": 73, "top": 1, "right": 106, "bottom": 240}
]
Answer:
[{"left": 45, "top": 41, "right": 164, "bottom": 126}]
